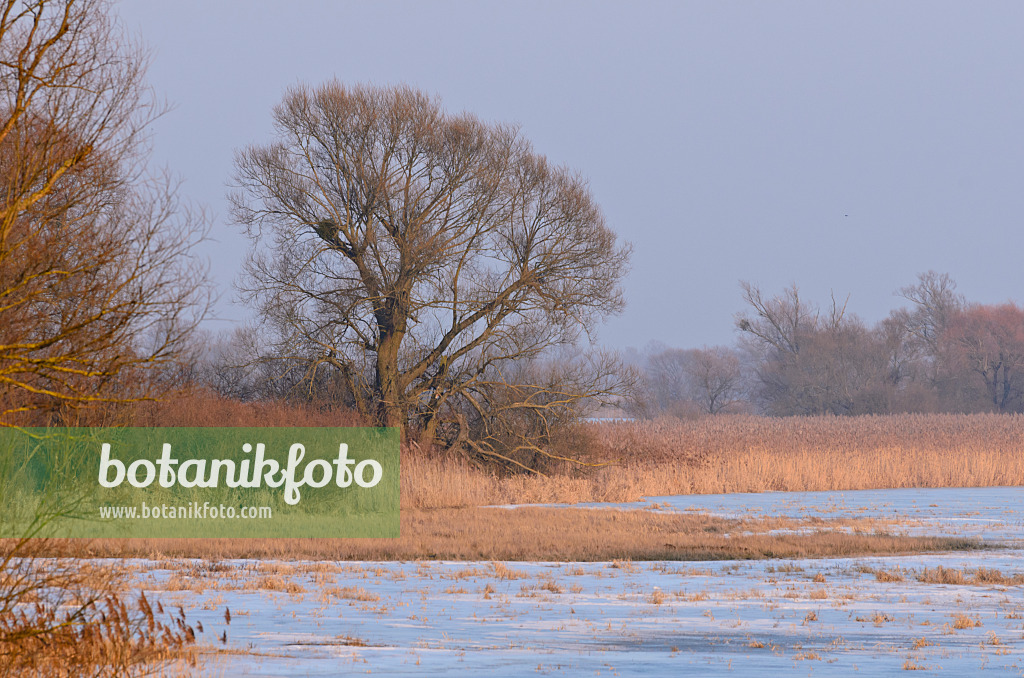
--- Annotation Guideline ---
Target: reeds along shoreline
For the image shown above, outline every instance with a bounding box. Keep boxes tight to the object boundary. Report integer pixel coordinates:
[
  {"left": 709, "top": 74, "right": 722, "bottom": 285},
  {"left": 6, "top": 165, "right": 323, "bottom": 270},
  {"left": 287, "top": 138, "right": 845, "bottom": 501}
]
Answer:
[
  {"left": 403, "top": 413, "right": 1024, "bottom": 508},
  {"left": 35, "top": 392, "right": 1024, "bottom": 508}
]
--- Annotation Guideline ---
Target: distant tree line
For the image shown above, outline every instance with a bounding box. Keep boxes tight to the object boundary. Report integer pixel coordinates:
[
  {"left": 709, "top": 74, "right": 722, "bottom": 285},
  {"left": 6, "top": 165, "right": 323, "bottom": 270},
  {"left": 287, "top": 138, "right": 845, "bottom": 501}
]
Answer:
[{"left": 633, "top": 271, "right": 1024, "bottom": 417}]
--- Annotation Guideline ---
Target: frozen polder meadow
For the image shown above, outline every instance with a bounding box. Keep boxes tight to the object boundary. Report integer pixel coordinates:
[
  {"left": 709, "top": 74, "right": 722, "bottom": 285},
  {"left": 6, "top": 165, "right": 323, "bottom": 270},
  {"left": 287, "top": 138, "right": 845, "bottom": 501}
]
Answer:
[
  {"left": 499, "top": 486, "right": 1024, "bottom": 544},
  {"left": 132, "top": 487, "right": 1024, "bottom": 676}
]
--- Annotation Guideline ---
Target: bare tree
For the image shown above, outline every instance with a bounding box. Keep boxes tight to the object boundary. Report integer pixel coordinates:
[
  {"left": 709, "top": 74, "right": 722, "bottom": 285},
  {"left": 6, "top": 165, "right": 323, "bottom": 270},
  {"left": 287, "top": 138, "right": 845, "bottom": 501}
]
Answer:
[
  {"left": 230, "top": 82, "right": 631, "bottom": 459},
  {"left": 896, "top": 271, "right": 965, "bottom": 363},
  {"left": 941, "top": 303, "right": 1024, "bottom": 413},
  {"left": 451, "top": 348, "right": 635, "bottom": 470},
  {"left": 684, "top": 346, "right": 745, "bottom": 414},
  {"left": 0, "top": 0, "right": 209, "bottom": 423},
  {"left": 735, "top": 282, "right": 818, "bottom": 357},
  {"left": 736, "top": 283, "right": 898, "bottom": 415},
  {"left": 645, "top": 347, "right": 690, "bottom": 411},
  {"left": 735, "top": 282, "right": 820, "bottom": 414},
  {"left": 1, "top": 2, "right": 209, "bottom": 672},
  {"left": 642, "top": 345, "right": 745, "bottom": 416}
]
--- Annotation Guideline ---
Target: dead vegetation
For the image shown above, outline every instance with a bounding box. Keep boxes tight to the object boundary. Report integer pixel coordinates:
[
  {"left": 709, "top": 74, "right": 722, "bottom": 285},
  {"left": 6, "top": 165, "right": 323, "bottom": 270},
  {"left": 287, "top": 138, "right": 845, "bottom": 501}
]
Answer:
[
  {"left": 68, "top": 509, "right": 982, "bottom": 562},
  {"left": 0, "top": 543, "right": 197, "bottom": 677},
  {"left": 403, "top": 413, "right": 1024, "bottom": 508},
  {"left": 854, "top": 563, "right": 1024, "bottom": 589},
  {"left": 4, "top": 394, "right": 1018, "bottom": 674},
  {"left": 63, "top": 393, "right": 1024, "bottom": 508},
  {"left": 24, "top": 393, "right": 1012, "bottom": 562},
  {"left": 321, "top": 586, "right": 379, "bottom": 602},
  {"left": 917, "top": 566, "right": 1024, "bottom": 586},
  {"left": 951, "top": 613, "right": 983, "bottom": 629}
]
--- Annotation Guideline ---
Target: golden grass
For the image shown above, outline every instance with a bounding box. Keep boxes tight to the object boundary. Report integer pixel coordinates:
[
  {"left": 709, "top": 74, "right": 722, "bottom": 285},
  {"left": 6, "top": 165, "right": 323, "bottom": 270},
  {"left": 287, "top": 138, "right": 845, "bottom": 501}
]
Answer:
[
  {"left": 404, "top": 413, "right": 1024, "bottom": 508},
  {"left": 321, "top": 586, "right": 379, "bottom": 602},
  {"left": 76, "top": 508, "right": 982, "bottom": 562},
  {"left": 856, "top": 565, "right": 907, "bottom": 582},
  {"left": 74, "top": 392, "right": 1024, "bottom": 508},
  {"left": 951, "top": 613, "right": 983, "bottom": 629},
  {"left": 0, "top": 552, "right": 198, "bottom": 677},
  {"left": 876, "top": 568, "right": 906, "bottom": 582},
  {"left": 69, "top": 394, "right": 1024, "bottom": 508},
  {"left": 13, "top": 396, "right": 1023, "bottom": 565},
  {"left": 244, "top": 576, "right": 306, "bottom": 594},
  {"left": 22, "top": 387, "right": 363, "bottom": 429},
  {"left": 917, "top": 566, "right": 1024, "bottom": 586}
]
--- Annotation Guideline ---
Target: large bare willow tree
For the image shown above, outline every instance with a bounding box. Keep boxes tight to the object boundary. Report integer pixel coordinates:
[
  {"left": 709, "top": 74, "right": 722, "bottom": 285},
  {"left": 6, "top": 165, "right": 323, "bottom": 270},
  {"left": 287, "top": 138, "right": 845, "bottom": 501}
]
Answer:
[
  {"left": 0, "top": 0, "right": 209, "bottom": 424},
  {"left": 231, "top": 82, "right": 631, "bottom": 463}
]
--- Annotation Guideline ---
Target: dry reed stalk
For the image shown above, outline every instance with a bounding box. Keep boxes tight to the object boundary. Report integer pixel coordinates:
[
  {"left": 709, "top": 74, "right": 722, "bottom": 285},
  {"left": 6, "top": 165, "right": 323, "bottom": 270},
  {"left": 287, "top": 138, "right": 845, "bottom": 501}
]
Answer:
[{"left": 0, "top": 543, "right": 197, "bottom": 677}]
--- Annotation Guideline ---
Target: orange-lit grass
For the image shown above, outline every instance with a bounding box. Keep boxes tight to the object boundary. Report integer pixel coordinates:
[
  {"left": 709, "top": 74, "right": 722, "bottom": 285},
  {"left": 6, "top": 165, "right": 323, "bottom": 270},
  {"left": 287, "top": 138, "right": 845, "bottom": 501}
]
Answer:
[
  {"left": 0, "top": 550, "right": 198, "bottom": 676},
  {"left": 404, "top": 414, "right": 1024, "bottom": 508},
  {"left": 79, "top": 509, "right": 981, "bottom": 562},
  {"left": 80, "top": 392, "right": 1024, "bottom": 507}
]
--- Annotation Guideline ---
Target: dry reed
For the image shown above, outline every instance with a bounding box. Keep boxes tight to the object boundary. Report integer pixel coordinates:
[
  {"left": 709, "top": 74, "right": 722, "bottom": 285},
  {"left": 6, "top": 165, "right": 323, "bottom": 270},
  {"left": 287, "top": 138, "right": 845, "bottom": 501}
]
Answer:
[
  {"left": 9, "top": 394, "right": 1021, "bottom": 565},
  {"left": 69, "top": 392, "right": 1024, "bottom": 508},
  {"left": 404, "top": 414, "right": 1024, "bottom": 508},
  {"left": 76, "top": 509, "right": 981, "bottom": 562},
  {"left": 0, "top": 547, "right": 197, "bottom": 677}
]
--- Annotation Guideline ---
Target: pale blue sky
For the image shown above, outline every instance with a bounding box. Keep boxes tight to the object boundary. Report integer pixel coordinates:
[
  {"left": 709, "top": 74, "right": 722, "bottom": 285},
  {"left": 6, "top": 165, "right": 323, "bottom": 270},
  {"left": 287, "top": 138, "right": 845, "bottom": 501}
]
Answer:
[{"left": 118, "top": 0, "right": 1024, "bottom": 349}]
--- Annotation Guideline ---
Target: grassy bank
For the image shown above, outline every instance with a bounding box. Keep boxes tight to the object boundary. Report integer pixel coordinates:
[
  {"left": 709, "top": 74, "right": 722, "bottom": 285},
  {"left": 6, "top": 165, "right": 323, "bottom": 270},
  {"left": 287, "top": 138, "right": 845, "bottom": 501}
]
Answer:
[
  {"left": 404, "top": 414, "right": 1024, "bottom": 508},
  {"left": 26, "top": 395, "right": 1023, "bottom": 561},
  {"left": 69, "top": 509, "right": 982, "bottom": 562}
]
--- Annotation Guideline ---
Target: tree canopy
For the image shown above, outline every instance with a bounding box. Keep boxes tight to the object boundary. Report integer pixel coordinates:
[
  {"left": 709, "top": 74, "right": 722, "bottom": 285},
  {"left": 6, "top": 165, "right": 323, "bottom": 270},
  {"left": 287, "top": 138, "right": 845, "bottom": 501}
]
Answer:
[
  {"left": 230, "top": 82, "right": 631, "bottom": 463},
  {"left": 0, "top": 0, "right": 209, "bottom": 423}
]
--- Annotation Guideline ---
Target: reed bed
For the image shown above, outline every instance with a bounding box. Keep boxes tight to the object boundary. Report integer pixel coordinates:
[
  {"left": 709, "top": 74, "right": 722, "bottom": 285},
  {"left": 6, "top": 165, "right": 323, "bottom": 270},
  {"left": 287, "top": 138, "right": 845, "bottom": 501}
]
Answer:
[
  {"left": 403, "top": 414, "right": 1024, "bottom": 508},
  {"left": 81, "top": 393, "right": 1024, "bottom": 507},
  {"left": 15, "top": 395, "right": 1022, "bottom": 564}
]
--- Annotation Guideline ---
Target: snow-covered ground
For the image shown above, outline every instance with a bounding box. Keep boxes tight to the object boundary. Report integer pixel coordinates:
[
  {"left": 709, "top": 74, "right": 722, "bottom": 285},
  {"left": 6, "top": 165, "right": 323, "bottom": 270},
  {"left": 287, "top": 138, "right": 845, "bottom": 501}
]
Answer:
[{"left": 136, "top": 487, "right": 1024, "bottom": 676}]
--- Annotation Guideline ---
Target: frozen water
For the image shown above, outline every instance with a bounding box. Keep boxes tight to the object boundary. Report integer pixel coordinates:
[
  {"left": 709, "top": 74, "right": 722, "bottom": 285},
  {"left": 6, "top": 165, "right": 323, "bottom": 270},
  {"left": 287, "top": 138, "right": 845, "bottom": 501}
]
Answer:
[
  {"left": 129, "top": 487, "right": 1024, "bottom": 676},
  {"left": 498, "top": 486, "right": 1024, "bottom": 543}
]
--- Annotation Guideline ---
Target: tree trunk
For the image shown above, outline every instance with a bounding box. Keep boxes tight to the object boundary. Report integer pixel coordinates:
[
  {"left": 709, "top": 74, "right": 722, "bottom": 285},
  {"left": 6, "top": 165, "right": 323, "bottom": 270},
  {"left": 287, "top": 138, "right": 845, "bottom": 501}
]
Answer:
[
  {"left": 376, "top": 330, "right": 404, "bottom": 429},
  {"left": 419, "top": 415, "right": 439, "bottom": 450}
]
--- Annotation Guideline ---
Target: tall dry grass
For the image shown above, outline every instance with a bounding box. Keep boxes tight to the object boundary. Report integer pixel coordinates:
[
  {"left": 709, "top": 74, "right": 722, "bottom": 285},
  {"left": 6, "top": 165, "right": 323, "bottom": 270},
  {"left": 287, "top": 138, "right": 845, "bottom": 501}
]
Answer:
[
  {"left": 77, "top": 393, "right": 1024, "bottom": 507},
  {"left": 0, "top": 548, "right": 197, "bottom": 677},
  {"left": 403, "top": 414, "right": 1024, "bottom": 507},
  {"left": 13, "top": 393, "right": 1020, "bottom": 563},
  {"left": 87, "top": 389, "right": 368, "bottom": 428}
]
